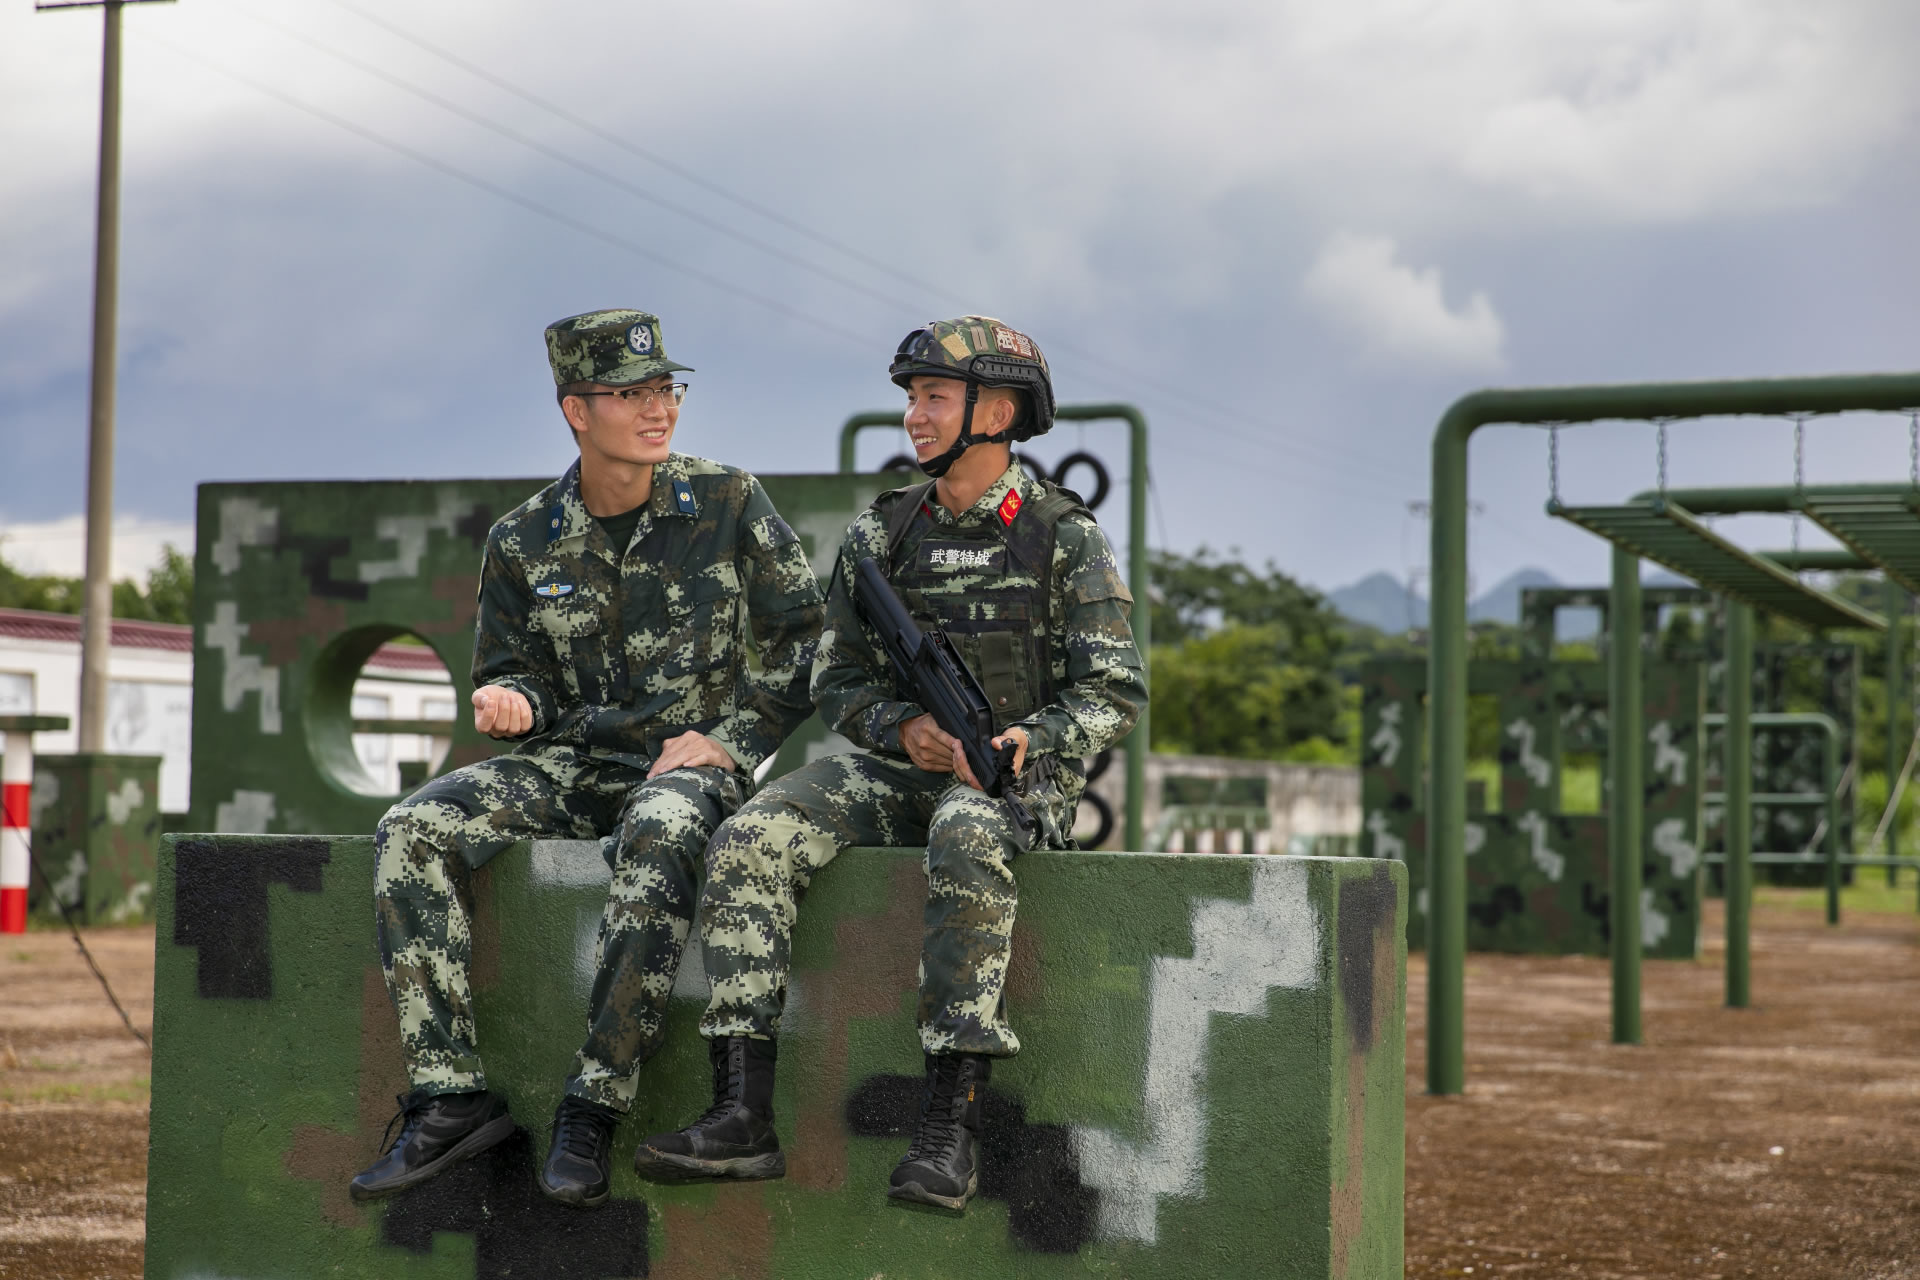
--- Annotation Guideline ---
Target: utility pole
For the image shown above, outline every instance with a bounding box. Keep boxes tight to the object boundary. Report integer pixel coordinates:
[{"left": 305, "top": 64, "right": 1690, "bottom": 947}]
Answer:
[{"left": 37, "top": 0, "right": 173, "bottom": 750}]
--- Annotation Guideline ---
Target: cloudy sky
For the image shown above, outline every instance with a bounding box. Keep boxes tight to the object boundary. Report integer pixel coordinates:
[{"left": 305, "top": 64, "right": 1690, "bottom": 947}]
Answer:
[{"left": 4, "top": 0, "right": 1919, "bottom": 602}]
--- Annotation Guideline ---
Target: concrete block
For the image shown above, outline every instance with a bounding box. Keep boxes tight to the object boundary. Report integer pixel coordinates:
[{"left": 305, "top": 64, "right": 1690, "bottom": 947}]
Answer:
[{"left": 147, "top": 837, "right": 1405, "bottom": 1279}]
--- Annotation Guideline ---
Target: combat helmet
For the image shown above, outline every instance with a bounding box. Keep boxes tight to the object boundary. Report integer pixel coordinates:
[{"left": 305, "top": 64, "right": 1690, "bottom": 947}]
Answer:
[{"left": 889, "top": 316, "right": 1054, "bottom": 478}]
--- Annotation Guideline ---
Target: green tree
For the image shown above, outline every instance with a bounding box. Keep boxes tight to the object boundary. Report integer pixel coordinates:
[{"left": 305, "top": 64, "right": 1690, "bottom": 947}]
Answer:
[
  {"left": 1147, "top": 547, "right": 1349, "bottom": 760},
  {"left": 0, "top": 542, "right": 192, "bottom": 623}
]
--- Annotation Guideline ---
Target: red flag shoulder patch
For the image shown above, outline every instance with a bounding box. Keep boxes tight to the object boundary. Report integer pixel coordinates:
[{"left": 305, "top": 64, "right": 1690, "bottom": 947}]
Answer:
[{"left": 997, "top": 488, "right": 1023, "bottom": 526}]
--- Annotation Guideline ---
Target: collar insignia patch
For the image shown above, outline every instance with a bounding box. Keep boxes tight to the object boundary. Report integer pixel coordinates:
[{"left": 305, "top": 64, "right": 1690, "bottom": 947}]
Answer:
[
  {"left": 674, "top": 484, "right": 696, "bottom": 515},
  {"left": 533, "top": 582, "right": 575, "bottom": 598},
  {"left": 997, "top": 487, "right": 1023, "bottom": 526}
]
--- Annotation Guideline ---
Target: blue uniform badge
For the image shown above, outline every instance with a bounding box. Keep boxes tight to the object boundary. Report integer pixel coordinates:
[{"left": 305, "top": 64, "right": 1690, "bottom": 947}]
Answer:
[
  {"left": 628, "top": 323, "right": 655, "bottom": 355},
  {"left": 534, "top": 582, "right": 575, "bottom": 598},
  {"left": 674, "top": 484, "right": 696, "bottom": 515},
  {"left": 547, "top": 504, "right": 566, "bottom": 543}
]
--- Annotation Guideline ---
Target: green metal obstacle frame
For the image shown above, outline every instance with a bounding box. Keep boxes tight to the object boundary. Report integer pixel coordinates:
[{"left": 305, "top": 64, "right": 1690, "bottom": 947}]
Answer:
[{"left": 1425, "top": 372, "right": 1920, "bottom": 1096}]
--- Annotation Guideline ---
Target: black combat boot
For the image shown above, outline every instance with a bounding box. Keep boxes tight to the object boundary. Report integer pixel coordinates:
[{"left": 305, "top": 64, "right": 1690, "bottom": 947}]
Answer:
[
  {"left": 538, "top": 1094, "right": 621, "bottom": 1208},
  {"left": 887, "top": 1052, "right": 989, "bottom": 1211},
  {"left": 349, "top": 1089, "right": 516, "bottom": 1201},
  {"left": 633, "top": 1036, "right": 784, "bottom": 1182}
]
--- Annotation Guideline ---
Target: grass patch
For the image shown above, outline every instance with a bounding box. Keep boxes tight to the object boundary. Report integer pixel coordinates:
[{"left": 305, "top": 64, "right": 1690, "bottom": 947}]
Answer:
[
  {"left": 0, "top": 1077, "right": 150, "bottom": 1105},
  {"left": 1758, "top": 881, "right": 1919, "bottom": 917}
]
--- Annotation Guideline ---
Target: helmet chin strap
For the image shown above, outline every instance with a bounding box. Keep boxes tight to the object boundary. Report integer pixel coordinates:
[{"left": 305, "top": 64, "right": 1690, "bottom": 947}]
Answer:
[{"left": 916, "top": 382, "right": 986, "bottom": 479}]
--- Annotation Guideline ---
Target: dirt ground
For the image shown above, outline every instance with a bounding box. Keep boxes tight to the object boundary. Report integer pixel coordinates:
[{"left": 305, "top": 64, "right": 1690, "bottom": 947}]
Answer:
[{"left": 2, "top": 891, "right": 1917, "bottom": 1279}]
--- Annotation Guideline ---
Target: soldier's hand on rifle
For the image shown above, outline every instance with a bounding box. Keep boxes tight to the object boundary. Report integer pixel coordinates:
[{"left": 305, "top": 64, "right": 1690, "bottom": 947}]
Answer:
[
  {"left": 471, "top": 686, "right": 533, "bottom": 738},
  {"left": 992, "top": 727, "right": 1029, "bottom": 779},
  {"left": 648, "top": 730, "right": 737, "bottom": 779},
  {"left": 902, "top": 713, "right": 968, "bottom": 780}
]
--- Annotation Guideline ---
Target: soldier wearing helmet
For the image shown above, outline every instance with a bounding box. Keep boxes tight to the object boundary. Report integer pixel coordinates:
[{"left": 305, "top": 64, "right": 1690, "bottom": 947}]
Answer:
[
  {"left": 637, "top": 317, "right": 1145, "bottom": 1212},
  {"left": 349, "top": 310, "right": 824, "bottom": 1210}
]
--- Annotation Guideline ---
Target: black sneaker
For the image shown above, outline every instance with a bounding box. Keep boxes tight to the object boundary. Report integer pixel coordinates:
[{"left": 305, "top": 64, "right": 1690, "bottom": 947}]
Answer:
[
  {"left": 539, "top": 1095, "right": 620, "bottom": 1208},
  {"left": 349, "top": 1089, "right": 516, "bottom": 1202},
  {"left": 887, "top": 1053, "right": 989, "bottom": 1211},
  {"left": 633, "top": 1036, "right": 785, "bottom": 1183}
]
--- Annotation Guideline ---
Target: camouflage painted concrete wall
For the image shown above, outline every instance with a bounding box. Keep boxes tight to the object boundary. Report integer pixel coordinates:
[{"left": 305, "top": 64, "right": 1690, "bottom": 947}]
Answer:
[
  {"left": 1360, "top": 659, "right": 1702, "bottom": 958},
  {"left": 27, "top": 753, "right": 161, "bottom": 924},
  {"left": 147, "top": 836, "right": 1404, "bottom": 1279},
  {"left": 186, "top": 474, "right": 887, "bottom": 836},
  {"left": 1521, "top": 587, "right": 1861, "bottom": 869}
]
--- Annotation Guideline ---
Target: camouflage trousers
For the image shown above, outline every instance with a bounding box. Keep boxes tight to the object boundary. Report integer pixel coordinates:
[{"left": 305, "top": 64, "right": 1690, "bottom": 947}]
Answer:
[
  {"left": 374, "top": 742, "right": 748, "bottom": 1109},
  {"left": 698, "top": 751, "right": 1078, "bottom": 1057}
]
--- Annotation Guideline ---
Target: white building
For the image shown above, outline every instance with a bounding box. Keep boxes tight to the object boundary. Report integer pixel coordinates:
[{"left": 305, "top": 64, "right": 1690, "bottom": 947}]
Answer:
[{"left": 0, "top": 608, "right": 454, "bottom": 813}]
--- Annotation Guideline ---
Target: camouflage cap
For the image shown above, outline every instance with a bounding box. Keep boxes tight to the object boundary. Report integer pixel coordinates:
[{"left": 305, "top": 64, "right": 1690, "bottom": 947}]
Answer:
[{"left": 544, "top": 309, "right": 694, "bottom": 386}]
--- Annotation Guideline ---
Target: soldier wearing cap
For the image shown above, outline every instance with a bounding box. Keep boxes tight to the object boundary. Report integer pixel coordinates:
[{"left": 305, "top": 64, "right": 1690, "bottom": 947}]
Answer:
[
  {"left": 349, "top": 310, "right": 824, "bottom": 1208},
  {"left": 637, "top": 317, "right": 1145, "bottom": 1211}
]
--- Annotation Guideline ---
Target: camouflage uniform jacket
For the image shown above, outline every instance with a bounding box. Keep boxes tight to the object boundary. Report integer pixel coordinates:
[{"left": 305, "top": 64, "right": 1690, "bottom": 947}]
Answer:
[
  {"left": 474, "top": 454, "right": 824, "bottom": 772},
  {"left": 813, "top": 460, "right": 1145, "bottom": 766}
]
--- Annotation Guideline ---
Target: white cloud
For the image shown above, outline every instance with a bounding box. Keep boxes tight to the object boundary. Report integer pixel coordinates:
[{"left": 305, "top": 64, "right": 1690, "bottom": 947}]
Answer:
[
  {"left": 0, "top": 515, "right": 194, "bottom": 581},
  {"left": 1301, "top": 232, "right": 1505, "bottom": 372}
]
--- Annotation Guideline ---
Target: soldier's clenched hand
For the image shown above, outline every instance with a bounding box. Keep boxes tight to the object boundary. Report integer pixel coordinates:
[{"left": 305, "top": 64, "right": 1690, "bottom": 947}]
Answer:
[
  {"left": 471, "top": 686, "right": 533, "bottom": 738},
  {"left": 647, "top": 730, "right": 737, "bottom": 779}
]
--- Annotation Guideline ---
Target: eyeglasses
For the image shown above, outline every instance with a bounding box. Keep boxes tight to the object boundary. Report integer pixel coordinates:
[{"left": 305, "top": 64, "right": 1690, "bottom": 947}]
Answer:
[{"left": 574, "top": 382, "right": 689, "bottom": 410}]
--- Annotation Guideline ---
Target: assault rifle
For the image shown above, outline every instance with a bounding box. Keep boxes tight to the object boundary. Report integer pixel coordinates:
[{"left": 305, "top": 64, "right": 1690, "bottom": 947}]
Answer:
[{"left": 853, "top": 556, "right": 1037, "bottom": 845}]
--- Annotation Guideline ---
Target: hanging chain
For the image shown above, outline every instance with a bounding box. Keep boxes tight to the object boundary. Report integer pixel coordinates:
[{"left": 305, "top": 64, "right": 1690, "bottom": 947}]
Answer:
[
  {"left": 1789, "top": 414, "right": 1807, "bottom": 568},
  {"left": 1909, "top": 410, "right": 1918, "bottom": 487},
  {"left": 1547, "top": 421, "right": 1561, "bottom": 504},
  {"left": 1656, "top": 418, "right": 1670, "bottom": 494}
]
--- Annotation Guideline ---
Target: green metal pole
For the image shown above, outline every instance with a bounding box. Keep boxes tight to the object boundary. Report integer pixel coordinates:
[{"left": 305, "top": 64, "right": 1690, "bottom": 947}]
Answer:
[
  {"left": 838, "top": 404, "right": 1151, "bottom": 851},
  {"left": 1887, "top": 580, "right": 1903, "bottom": 886},
  {"left": 1823, "top": 714, "right": 1840, "bottom": 926},
  {"left": 1427, "top": 413, "right": 1471, "bottom": 1096},
  {"left": 1608, "top": 546, "right": 1644, "bottom": 1043},
  {"left": 1726, "top": 602, "right": 1754, "bottom": 1009}
]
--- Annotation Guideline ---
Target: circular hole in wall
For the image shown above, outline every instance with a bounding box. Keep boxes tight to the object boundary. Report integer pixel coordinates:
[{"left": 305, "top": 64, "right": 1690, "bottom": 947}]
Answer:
[{"left": 305, "top": 626, "right": 458, "bottom": 798}]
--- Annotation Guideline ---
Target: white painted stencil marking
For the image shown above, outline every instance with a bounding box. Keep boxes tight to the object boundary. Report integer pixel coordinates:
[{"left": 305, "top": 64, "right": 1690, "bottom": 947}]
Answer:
[
  {"left": 1641, "top": 888, "right": 1670, "bottom": 950},
  {"left": 1516, "top": 811, "right": 1564, "bottom": 882},
  {"left": 1651, "top": 818, "right": 1698, "bottom": 877},
  {"left": 359, "top": 492, "right": 474, "bottom": 584},
  {"left": 1366, "top": 810, "right": 1404, "bottom": 861},
  {"left": 211, "top": 498, "right": 278, "bottom": 575},
  {"left": 214, "top": 789, "right": 276, "bottom": 834},
  {"left": 51, "top": 852, "right": 86, "bottom": 908},
  {"left": 105, "top": 779, "right": 145, "bottom": 826},
  {"left": 1506, "top": 718, "right": 1552, "bottom": 788},
  {"left": 1369, "top": 702, "right": 1403, "bottom": 767},
  {"left": 204, "top": 602, "right": 282, "bottom": 734},
  {"left": 1071, "top": 858, "right": 1323, "bottom": 1244},
  {"left": 1648, "top": 721, "right": 1688, "bottom": 786}
]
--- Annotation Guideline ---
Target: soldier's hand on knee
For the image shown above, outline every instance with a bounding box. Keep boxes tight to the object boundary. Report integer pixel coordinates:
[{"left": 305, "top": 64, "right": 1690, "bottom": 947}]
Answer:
[
  {"left": 471, "top": 686, "right": 533, "bottom": 738},
  {"left": 902, "top": 713, "right": 968, "bottom": 780},
  {"left": 647, "top": 730, "right": 736, "bottom": 778}
]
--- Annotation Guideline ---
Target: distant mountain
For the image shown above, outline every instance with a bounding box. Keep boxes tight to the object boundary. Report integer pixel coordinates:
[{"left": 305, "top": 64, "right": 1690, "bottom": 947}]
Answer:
[
  {"left": 1326, "top": 566, "right": 1565, "bottom": 633},
  {"left": 1327, "top": 572, "right": 1426, "bottom": 632},
  {"left": 1467, "top": 567, "right": 1561, "bottom": 625}
]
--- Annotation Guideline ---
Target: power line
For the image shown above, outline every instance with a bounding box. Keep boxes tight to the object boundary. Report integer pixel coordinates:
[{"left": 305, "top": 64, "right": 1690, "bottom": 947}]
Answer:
[
  {"left": 303, "top": 0, "right": 1423, "bottom": 486},
  {"left": 136, "top": 21, "right": 1412, "bottom": 507},
  {"left": 230, "top": 6, "right": 929, "bottom": 319},
  {"left": 135, "top": 30, "right": 876, "bottom": 352},
  {"left": 324, "top": 0, "right": 956, "bottom": 303}
]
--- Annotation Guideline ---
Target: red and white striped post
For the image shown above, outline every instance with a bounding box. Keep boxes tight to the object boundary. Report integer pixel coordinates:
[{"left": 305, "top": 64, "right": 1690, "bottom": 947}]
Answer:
[
  {"left": 1, "top": 732, "right": 30, "bottom": 933},
  {"left": 0, "top": 717, "right": 69, "bottom": 934}
]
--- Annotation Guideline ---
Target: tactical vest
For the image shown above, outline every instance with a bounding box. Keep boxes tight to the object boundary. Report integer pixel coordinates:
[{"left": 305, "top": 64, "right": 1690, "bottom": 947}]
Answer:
[{"left": 876, "top": 477, "right": 1093, "bottom": 733}]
